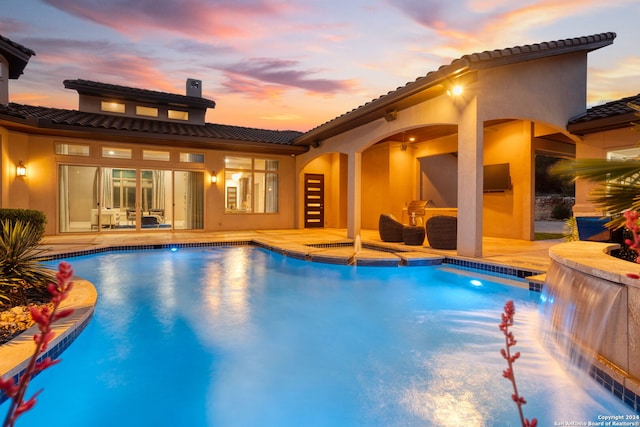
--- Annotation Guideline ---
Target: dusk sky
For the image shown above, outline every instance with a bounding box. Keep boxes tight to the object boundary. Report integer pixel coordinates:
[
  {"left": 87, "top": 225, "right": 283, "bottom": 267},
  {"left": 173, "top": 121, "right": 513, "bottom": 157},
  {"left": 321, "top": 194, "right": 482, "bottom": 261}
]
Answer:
[{"left": 3, "top": 0, "right": 640, "bottom": 132}]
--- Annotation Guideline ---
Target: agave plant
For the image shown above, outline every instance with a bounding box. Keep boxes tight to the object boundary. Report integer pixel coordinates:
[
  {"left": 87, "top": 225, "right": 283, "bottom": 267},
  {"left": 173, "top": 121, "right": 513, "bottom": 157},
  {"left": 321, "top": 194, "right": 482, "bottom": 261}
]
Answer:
[
  {"left": 552, "top": 102, "right": 640, "bottom": 230},
  {"left": 0, "top": 220, "right": 57, "bottom": 305}
]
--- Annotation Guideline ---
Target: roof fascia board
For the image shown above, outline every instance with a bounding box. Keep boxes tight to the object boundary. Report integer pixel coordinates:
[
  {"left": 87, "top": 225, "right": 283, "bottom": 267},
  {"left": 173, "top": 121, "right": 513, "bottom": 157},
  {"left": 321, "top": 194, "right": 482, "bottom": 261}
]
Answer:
[
  {"left": 567, "top": 112, "right": 637, "bottom": 135},
  {"left": 34, "top": 121, "right": 308, "bottom": 155},
  {"left": 294, "top": 63, "right": 469, "bottom": 145}
]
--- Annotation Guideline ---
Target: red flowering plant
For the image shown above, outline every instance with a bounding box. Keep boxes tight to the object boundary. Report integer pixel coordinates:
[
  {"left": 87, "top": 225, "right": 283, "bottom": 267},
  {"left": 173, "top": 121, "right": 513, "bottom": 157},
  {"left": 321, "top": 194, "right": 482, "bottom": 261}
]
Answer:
[
  {"left": 0, "top": 261, "right": 74, "bottom": 427},
  {"left": 623, "top": 210, "right": 640, "bottom": 279},
  {"left": 499, "top": 300, "right": 537, "bottom": 427}
]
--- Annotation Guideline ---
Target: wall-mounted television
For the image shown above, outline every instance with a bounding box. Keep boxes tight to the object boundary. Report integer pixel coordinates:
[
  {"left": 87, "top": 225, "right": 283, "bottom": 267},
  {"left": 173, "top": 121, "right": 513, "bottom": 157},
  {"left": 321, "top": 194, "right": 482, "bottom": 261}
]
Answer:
[{"left": 483, "top": 163, "right": 511, "bottom": 192}]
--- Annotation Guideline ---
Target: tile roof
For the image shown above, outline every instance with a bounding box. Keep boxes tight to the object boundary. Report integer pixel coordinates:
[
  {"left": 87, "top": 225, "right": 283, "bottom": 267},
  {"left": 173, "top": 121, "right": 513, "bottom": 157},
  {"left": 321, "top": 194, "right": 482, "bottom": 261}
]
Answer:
[
  {"left": 64, "top": 79, "right": 216, "bottom": 110},
  {"left": 567, "top": 93, "right": 640, "bottom": 135},
  {"left": 0, "top": 103, "right": 305, "bottom": 151},
  {"left": 295, "top": 32, "right": 616, "bottom": 145},
  {"left": 0, "top": 34, "right": 36, "bottom": 79},
  {"left": 453, "top": 32, "right": 615, "bottom": 69},
  {"left": 570, "top": 94, "right": 640, "bottom": 123}
]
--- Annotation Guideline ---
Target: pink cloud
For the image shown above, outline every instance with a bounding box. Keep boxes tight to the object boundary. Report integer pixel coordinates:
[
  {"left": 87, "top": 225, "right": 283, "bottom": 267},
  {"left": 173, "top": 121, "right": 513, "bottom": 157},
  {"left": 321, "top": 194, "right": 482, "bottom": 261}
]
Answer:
[
  {"left": 0, "top": 18, "right": 29, "bottom": 34},
  {"left": 43, "top": 0, "right": 293, "bottom": 41},
  {"left": 219, "top": 72, "right": 288, "bottom": 101},
  {"left": 386, "top": 0, "right": 615, "bottom": 57},
  {"left": 218, "top": 57, "right": 359, "bottom": 95}
]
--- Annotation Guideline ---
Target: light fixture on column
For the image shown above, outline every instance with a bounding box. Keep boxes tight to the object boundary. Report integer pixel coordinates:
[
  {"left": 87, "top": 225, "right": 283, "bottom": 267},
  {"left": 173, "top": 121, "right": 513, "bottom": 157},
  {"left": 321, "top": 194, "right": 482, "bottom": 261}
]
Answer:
[
  {"left": 16, "top": 161, "right": 27, "bottom": 177},
  {"left": 210, "top": 171, "right": 217, "bottom": 184}
]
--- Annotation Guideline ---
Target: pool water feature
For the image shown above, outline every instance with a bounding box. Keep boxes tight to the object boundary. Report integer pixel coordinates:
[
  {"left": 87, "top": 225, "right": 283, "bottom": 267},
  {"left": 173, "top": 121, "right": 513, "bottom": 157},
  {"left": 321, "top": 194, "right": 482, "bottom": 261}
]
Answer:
[{"left": 4, "top": 246, "right": 634, "bottom": 426}]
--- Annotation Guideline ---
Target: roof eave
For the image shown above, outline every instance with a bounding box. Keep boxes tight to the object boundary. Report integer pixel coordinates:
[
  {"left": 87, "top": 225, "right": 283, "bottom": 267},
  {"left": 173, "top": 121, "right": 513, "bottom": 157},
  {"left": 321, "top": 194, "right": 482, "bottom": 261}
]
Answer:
[
  {"left": 0, "top": 39, "right": 35, "bottom": 79},
  {"left": 63, "top": 80, "right": 216, "bottom": 110},
  {"left": 35, "top": 121, "right": 308, "bottom": 155},
  {"left": 294, "top": 62, "right": 470, "bottom": 146},
  {"left": 567, "top": 112, "right": 637, "bottom": 135}
]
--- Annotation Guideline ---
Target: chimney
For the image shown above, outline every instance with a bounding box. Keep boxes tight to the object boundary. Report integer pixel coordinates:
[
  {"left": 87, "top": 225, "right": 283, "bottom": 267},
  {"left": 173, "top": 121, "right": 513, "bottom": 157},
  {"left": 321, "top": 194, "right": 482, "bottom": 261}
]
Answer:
[{"left": 186, "top": 78, "right": 202, "bottom": 97}]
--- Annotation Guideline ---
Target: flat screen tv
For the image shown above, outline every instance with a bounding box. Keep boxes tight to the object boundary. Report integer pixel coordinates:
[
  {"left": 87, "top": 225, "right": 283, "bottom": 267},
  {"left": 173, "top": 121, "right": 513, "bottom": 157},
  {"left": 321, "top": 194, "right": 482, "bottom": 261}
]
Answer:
[{"left": 483, "top": 163, "right": 511, "bottom": 192}]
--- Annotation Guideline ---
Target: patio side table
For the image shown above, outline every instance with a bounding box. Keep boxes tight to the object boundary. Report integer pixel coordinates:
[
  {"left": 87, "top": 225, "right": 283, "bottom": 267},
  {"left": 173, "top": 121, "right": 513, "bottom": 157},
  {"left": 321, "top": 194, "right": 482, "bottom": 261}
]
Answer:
[{"left": 402, "top": 225, "right": 425, "bottom": 246}]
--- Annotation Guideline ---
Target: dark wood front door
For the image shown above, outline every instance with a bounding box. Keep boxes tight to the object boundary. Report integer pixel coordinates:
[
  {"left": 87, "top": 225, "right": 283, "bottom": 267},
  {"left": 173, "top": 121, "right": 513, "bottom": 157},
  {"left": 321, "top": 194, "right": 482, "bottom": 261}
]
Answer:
[{"left": 304, "top": 173, "right": 324, "bottom": 228}]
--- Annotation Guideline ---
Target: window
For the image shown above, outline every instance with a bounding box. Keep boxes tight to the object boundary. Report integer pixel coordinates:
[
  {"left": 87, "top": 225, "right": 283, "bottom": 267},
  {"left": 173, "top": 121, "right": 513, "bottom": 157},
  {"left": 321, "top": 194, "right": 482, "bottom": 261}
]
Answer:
[
  {"left": 143, "top": 150, "right": 170, "bottom": 161},
  {"left": 225, "top": 157, "right": 279, "bottom": 213},
  {"left": 102, "top": 147, "right": 132, "bottom": 159},
  {"left": 56, "top": 143, "right": 89, "bottom": 156},
  {"left": 168, "top": 110, "right": 189, "bottom": 121},
  {"left": 112, "top": 169, "right": 137, "bottom": 209},
  {"left": 136, "top": 106, "right": 158, "bottom": 117},
  {"left": 180, "top": 152, "right": 204, "bottom": 163},
  {"left": 101, "top": 101, "right": 125, "bottom": 113}
]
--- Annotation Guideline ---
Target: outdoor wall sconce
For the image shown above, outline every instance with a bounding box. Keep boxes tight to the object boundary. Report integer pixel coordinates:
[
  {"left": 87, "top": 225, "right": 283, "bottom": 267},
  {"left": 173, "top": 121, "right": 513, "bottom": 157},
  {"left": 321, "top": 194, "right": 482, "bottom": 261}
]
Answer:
[
  {"left": 16, "top": 161, "right": 27, "bottom": 177},
  {"left": 210, "top": 171, "right": 217, "bottom": 184},
  {"left": 447, "top": 83, "right": 464, "bottom": 97}
]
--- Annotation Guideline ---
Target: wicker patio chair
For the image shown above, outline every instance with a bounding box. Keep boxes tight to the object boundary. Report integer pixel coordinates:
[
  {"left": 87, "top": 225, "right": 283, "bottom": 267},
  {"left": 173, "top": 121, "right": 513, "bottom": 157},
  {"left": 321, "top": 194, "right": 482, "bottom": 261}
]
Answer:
[
  {"left": 426, "top": 215, "right": 457, "bottom": 249},
  {"left": 378, "top": 214, "right": 404, "bottom": 242}
]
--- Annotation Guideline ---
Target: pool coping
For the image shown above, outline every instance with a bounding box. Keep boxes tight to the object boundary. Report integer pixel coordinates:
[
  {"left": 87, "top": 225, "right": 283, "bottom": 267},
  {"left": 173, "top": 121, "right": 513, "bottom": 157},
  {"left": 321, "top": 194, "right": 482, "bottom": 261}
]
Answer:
[
  {"left": 40, "top": 238, "right": 546, "bottom": 288},
  {"left": 0, "top": 278, "right": 97, "bottom": 403}
]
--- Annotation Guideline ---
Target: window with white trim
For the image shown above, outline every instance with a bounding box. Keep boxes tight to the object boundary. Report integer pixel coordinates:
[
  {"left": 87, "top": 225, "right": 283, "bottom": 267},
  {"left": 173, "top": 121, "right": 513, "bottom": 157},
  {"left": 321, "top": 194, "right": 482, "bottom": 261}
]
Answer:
[{"left": 224, "top": 156, "right": 279, "bottom": 213}]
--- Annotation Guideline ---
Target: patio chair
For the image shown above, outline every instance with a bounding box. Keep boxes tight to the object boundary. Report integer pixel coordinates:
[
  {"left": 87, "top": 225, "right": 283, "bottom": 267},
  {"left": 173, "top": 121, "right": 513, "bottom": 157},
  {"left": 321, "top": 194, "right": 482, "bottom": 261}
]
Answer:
[
  {"left": 426, "top": 215, "right": 457, "bottom": 249},
  {"left": 148, "top": 208, "right": 165, "bottom": 223},
  {"left": 141, "top": 216, "right": 160, "bottom": 227},
  {"left": 379, "top": 214, "right": 404, "bottom": 242},
  {"left": 126, "top": 208, "right": 136, "bottom": 225}
]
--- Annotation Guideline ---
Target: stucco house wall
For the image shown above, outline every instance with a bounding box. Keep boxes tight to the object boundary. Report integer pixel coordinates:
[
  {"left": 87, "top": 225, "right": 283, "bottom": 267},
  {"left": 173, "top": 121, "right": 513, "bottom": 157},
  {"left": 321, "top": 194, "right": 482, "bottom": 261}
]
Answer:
[
  {"left": 573, "top": 127, "right": 640, "bottom": 216},
  {"left": 482, "top": 120, "right": 534, "bottom": 239},
  {"left": 2, "top": 128, "right": 298, "bottom": 234}
]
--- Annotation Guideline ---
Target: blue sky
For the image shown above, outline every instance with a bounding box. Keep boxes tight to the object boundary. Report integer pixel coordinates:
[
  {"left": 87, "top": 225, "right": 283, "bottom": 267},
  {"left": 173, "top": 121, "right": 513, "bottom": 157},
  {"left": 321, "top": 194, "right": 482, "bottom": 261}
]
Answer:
[{"left": 2, "top": 0, "right": 639, "bottom": 131}]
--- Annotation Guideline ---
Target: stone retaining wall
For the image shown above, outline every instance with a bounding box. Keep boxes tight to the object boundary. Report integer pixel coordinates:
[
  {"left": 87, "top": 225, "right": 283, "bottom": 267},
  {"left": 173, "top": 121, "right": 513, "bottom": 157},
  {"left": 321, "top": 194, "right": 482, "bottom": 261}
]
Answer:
[{"left": 535, "top": 195, "right": 574, "bottom": 220}]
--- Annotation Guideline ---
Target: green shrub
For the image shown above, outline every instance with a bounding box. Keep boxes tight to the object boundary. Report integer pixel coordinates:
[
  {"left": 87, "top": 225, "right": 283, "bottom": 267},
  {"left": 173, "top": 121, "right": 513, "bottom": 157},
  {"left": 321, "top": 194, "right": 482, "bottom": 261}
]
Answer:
[
  {"left": 0, "top": 208, "right": 47, "bottom": 239},
  {"left": 551, "top": 204, "right": 571, "bottom": 220},
  {"left": 0, "top": 220, "right": 56, "bottom": 305}
]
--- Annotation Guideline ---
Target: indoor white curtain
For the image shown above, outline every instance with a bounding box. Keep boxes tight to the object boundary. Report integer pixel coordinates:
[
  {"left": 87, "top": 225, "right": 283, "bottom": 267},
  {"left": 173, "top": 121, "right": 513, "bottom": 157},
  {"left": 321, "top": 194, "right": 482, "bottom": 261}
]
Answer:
[
  {"left": 101, "top": 167, "right": 113, "bottom": 209},
  {"left": 185, "top": 171, "right": 203, "bottom": 229},
  {"left": 58, "top": 165, "right": 69, "bottom": 232},
  {"left": 152, "top": 170, "right": 165, "bottom": 209}
]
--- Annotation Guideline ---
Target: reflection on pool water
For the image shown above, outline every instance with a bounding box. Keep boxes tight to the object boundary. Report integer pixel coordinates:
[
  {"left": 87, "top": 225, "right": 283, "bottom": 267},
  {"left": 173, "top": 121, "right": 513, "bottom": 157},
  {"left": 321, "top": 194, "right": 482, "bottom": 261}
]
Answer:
[{"left": 5, "top": 246, "right": 634, "bottom": 426}]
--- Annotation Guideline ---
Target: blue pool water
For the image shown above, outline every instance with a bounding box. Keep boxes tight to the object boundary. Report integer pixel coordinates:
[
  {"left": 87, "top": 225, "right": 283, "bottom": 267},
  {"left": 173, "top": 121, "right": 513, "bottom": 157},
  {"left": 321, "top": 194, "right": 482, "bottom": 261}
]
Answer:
[{"left": 4, "top": 246, "right": 633, "bottom": 426}]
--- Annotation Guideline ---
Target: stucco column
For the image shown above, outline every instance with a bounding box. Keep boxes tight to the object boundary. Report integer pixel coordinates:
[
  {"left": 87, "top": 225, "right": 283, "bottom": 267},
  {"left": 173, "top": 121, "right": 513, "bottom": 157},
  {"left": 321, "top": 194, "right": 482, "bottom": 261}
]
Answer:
[
  {"left": 347, "top": 151, "right": 361, "bottom": 239},
  {"left": 457, "top": 96, "right": 483, "bottom": 257}
]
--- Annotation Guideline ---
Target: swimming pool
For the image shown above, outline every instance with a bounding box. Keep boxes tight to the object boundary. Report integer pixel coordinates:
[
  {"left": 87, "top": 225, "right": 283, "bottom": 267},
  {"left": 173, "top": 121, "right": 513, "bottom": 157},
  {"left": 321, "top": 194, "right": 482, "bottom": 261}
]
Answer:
[{"left": 5, "top": 246, "right": 633, "bottom": 426}]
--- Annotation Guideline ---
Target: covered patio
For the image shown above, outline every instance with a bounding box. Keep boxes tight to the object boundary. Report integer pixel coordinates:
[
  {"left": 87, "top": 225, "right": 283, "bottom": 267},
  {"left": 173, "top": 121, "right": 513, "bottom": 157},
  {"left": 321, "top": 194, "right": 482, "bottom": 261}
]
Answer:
[{"left": 293, "top": 33, "right": 615, "bottom": 258}]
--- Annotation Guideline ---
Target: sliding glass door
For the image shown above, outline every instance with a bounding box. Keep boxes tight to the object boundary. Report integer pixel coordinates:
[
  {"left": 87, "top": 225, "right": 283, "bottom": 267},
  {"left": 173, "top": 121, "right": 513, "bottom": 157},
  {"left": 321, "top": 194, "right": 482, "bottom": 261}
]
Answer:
[
  {"left": 59, "top": 165, "right": 203, "bottom": 232},
  {"left": 59, "top": 165, "right": 99, "bottom": 232},
  {"left": 140, "top": 169, "right": 172, "bottom": 229},
  {"left": 173, "top": 170, "right": 204, "bottom": 230}
]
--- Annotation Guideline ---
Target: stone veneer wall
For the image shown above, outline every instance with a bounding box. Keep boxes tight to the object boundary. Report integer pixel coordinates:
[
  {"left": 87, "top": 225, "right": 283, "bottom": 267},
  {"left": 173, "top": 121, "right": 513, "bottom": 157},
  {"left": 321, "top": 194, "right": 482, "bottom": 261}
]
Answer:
[{"left": 535, "top": 195, "right": 575, "bottom": 220}]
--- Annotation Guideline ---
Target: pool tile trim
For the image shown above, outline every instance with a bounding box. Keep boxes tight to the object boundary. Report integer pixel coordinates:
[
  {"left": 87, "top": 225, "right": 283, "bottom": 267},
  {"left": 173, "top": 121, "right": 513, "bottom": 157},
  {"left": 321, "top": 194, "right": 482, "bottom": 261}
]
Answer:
[{"left": 0, "top": 279, "right": 97, "bottom": 404}]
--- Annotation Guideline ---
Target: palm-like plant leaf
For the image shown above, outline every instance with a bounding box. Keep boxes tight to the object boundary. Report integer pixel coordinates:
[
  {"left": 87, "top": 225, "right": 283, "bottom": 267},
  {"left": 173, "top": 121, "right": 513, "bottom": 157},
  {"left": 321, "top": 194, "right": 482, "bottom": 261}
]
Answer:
[
  {"left": 550, "top": 101, "right": 640, "bottom": 230},
  {"left": 552, "top": 158, "right": 640, "bottom": 185},
  {"left": 0, "top": 220, "right": 56, "bottom": 291}
]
